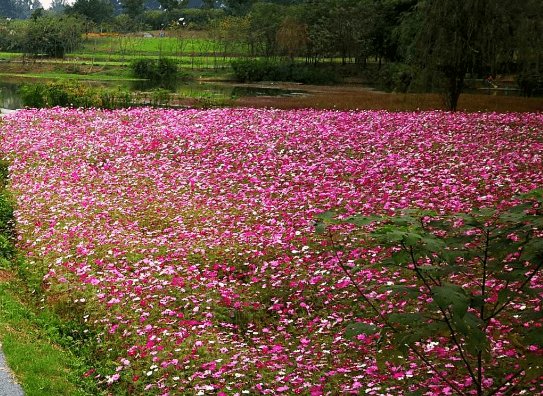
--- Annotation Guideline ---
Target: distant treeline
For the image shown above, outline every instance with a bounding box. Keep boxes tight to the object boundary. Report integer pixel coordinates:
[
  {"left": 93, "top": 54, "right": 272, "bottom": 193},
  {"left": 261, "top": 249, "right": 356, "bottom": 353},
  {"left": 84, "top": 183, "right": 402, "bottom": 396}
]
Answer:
[{"left": 1, "top": 0, "right": 542, "bottom": 109}]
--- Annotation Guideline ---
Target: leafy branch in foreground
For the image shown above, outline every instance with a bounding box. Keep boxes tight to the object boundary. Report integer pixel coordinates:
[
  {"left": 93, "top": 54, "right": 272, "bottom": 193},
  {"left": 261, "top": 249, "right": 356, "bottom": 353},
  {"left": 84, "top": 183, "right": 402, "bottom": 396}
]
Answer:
[{"left": 316, "top": 190, "right": 543, "bottom": 396}]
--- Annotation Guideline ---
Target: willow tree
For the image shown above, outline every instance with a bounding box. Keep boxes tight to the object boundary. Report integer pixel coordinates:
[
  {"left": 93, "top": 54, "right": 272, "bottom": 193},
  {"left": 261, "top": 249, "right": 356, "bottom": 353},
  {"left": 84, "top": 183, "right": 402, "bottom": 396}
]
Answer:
[{"left": 407, "top": 0, "right": 487, "bottom": 111}]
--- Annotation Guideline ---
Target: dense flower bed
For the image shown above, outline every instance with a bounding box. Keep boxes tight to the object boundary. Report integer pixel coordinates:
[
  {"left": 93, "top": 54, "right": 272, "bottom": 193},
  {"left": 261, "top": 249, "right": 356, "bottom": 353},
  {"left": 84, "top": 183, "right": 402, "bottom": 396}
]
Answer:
[{"left": 1, "top": 108, "right": 542, "bottom": 395}]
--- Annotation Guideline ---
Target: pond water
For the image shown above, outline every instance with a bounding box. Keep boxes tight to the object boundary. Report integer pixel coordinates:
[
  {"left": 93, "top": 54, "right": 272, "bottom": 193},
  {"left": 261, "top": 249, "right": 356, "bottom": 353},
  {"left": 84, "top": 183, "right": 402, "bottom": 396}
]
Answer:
[
  {"left": 0, "top": 79, "right": 307, "bottom": 110},
  {"left": 0, "top": 82, "right": 24, "bottom": 110}
]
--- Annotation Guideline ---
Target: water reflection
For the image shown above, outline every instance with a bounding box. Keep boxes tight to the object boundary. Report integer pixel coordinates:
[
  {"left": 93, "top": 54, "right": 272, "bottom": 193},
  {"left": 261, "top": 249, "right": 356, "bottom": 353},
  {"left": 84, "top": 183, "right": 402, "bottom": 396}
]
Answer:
[
  {"left": 0, "top": 78, "right": 308, "bottom": 110},
  {"left": 130, "top": 79, "right": 183, "bottom": 92},
  {"left": 230, "top": 86, "right": 306, "bottom": 98},
  {"left": 0, "top": 82, "right": 23, "bottom": 110}
]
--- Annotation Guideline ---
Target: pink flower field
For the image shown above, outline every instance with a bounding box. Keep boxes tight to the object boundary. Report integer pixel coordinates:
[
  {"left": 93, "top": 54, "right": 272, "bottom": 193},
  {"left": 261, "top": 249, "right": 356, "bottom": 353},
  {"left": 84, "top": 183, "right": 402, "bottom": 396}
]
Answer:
[{"left": 1, "top": 108, "right": 542, "bottom": 395}]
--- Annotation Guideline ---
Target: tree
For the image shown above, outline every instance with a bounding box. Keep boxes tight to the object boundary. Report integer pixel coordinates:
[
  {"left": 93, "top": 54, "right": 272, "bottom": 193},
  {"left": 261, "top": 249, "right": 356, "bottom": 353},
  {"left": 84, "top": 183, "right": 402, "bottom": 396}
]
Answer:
[
  {"left": 67, "top": 0, "right": 115, "bottom": 24},
  {"left": 404, "top": 0, "right": 487, "bottom": 111},
  {"left": 247, "top": 2, "right": 285, "bottom": 57},
  {"left": 121, "top": 0, "right": 144, "bottom": 18},
  {"left": 513, "top": 0, "right": 543, "bottom": 96},
  {"left": 23, "top": 15, "right": 84, "bottom": 57},
  {"left": 0, "top": 18, "right": 25, "bottom": 52},
  {"left": 0, "top": 0, "right": 33, "bottom": 19},
  {"left": 49, "top": 0, "right": 68, "bottom": 13},
  {"left": 303, "top": 0, "right": 376, "bottom": 65},
  {"left": 201, "top": 0, "right": 216, "bottom": 8},
  {"left": 223, "top": 0, "right": 255, "bottom": 16},
  {"left": 276, "top": 14, "right": 307, "bottom": 61}
]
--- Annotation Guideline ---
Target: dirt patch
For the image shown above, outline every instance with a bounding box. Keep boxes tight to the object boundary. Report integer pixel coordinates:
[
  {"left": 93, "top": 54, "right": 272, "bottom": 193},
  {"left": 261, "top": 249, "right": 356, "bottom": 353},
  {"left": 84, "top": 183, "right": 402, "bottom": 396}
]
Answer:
[
  {"left": 233, "top": 83, "right": 543, "bottom": 113},
  {"left": 0, "top": 270, "right": 15, "bottom": 283}
]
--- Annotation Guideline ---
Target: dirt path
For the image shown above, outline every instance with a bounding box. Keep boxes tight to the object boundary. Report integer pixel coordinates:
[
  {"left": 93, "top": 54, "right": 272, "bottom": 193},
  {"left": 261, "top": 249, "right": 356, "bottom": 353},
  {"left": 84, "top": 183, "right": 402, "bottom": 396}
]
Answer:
[{"left": 0, "top": 350, "right": 24, "bottom": 396}]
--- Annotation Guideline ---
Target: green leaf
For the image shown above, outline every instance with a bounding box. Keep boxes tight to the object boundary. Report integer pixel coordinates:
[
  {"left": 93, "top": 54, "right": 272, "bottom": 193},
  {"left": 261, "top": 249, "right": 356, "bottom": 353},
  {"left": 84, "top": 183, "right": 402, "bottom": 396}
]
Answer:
[
  {"left": 376, "top": 347, "right": 405, "bottom": 371},
  {"left": 464, "top": 326, "right": 488, "bottom": 355},
  {"left": 314, "top": 211, "right": 340, "bottom": 234},
  {"left": 387, "top": 285, "right": 420, "bottom": 298},
  {"left": 522, "top": 238, "right": 543, "bottom": 262},
  {"left": 315, "top": 210, "right": 337, "bottom": 221},
  {"left": 345, "top": 322, "right": 379, "bottom": 338},
  {"left": 523, "top": 328, "right": 543, "bottom": 347},
  {"left": 375, "top": 229, "right": 407, "bottom": 242},
  {"left": 519, "top": 188, "right": 543, "bottom": 201},
  {"left": 391, "top": 250, "right": 411, "bottom": 265},
  {"left": 388, "top": 313, "right": 426, "bottom": 325},
  {"left": 495, "top": 268, "right": 527, "bottom": 282},
  {"left": 345, "top": 215, "right": 379, "bottom": 227},
  {"left": 504, "top": 201, "right": 534, "bottom": 214},
  {"left": 315, "top": 221, "right": 327, "bottom": 235},
  {"left": 520, "top": 351, "right": 543, "bottom": 381},
  {"left": 393, "top": 321, "right": 448, "bottom": 348},
  {"left": 432, "top": 283, "right": 470, "bottom": 318},
  {"left": 469, "top": 295, "right": 484, "bottom": 310},
  {"left": 403, "top": 232, "right": 423, "bottom": 246},
  {"left": 389, "top": 215, "right": 416, "bottom": 226},
  {"left": 421, "top": 236, "right": 446, "bottom": 252},
  {"left": 453, "top": 312, "right": 483, "bottom": 337}
]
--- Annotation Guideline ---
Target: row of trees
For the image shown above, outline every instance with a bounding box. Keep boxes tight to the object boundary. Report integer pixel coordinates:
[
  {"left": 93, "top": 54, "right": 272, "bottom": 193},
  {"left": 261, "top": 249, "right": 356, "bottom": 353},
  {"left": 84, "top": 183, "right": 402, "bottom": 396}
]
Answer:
[
  {"left": 0, "top": 0, "right": 43, "bottom": 19},
  {"left": 1, "top": 0, "right": 542, "bottom": 109},
  {"left": 216, "top": 0, "right": 543, "bottom": 109},
  {"left": 0, "top": 16, "right": 84, "bottom": 57}
]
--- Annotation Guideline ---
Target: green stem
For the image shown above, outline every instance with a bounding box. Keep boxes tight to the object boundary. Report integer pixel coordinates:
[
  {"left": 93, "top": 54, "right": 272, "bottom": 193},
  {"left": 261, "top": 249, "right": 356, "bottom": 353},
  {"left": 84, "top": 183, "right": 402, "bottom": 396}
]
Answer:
[
  {"left": 486, "top": 368, "right": 524, "bottom": 396},
  {"left": 407, "top": 244, "right": 479, "bottom": 389},
  {"left": 326, "top": 231, "right": 467, "bottom": 395},
  {"left": 478, "top": 228, "right": 491, "bottom": 396}
]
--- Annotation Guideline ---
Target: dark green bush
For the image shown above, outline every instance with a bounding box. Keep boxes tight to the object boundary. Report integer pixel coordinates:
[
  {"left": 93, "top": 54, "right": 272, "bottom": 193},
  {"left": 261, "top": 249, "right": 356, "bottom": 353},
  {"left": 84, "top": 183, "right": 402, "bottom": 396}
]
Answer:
[
  {"left": 18, "top": 81, "right": 180, "bottom": 109},
  {"left": 18, "top": 84, "right": 47, "bottom": 108},
  {"left": 316, "top": 189, "right": 543, "bottom": 395},
  {"left": 231, "top": 59, "right": 339, "bottom": 84},
  {"left": 19, "top": 81, "right": 135, "bottom": 109},
  {"left": 0, "top": 165, "right": 14, "bottom": 259},
  {"left": 517, "top": 70, "right": 543, "bottom": 97},
  {"left": 377, "top": 63, "right": 414, "bottom": 93},
  {"left": 131, "top": 57, "right": 180, "bottom": 86}
]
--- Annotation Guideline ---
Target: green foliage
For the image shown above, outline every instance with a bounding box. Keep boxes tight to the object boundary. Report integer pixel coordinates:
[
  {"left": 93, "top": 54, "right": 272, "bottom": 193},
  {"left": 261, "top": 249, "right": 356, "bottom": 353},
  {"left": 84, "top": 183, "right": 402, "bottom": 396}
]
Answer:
[
  {"left": 517, "top": 70, "right": 543, "bottom": 97},
  {"left": 0, "top": 19, "right": 25, "bottom": 52},
  {"left": 121, "top": 0, "right": 144, "bottom": 19},
  {"left": 66, "top": 0, "right": 114, "bottom": 25},
  {"left": 316, "top": 190, "right": 543, "bottom": 394},
  {"left": 377, "top": 62, "right": 414, "bottom": 93},
  {"left": 131, "top": 57, "right": 181, "bottom": 87},
  {"left": 231, "top": 59, "right": 338, "bottom": 84},
  {"left": 0, "top": 283, "right": 101, "bottom": 396},
  {"left": 171, "top": 8, "right": 225, "bottom": 30},
  {"left": 23, "top": 15, "right": 84, "bottom": 58},
  {"left": 0, "top": 156, "right": 100, "bottom": 395},
  {"left": 19, "top": 81, "right": 135, "bottom": 109},
  {"left": 0, "top": 166, "right": 14, "bottom": 260}
]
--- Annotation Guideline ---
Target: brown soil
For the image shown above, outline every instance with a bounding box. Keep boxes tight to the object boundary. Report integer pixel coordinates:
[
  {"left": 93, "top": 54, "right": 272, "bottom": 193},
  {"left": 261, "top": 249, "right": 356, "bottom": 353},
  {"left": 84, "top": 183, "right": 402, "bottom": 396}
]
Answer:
[
  {"left": 0, "top": 270, "right": 15, "bottom": 283},
  {"left": 232, "top": 83, "right": 543, "bottom": 113}
]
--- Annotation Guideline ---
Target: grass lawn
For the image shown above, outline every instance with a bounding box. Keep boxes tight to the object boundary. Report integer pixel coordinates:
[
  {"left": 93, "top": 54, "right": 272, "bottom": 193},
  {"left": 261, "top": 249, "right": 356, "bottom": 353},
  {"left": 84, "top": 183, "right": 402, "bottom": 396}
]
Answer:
[{"left": 0, "top": 279, "right": 99, "bottom": 396}]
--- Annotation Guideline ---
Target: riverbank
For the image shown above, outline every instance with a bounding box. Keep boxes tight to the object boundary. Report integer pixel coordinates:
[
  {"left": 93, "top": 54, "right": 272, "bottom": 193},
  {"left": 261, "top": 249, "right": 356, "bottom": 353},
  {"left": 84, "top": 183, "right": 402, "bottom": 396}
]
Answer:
[{"left": 1, "top": 53, "right": 542, "bottom": 112}]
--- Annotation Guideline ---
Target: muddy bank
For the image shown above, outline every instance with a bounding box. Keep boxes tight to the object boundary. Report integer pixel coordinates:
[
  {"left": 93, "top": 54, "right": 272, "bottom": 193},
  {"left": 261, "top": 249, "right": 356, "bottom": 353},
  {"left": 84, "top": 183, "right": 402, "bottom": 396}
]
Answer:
[{"left": 232, "top": 82, "right": 543, "bottom": 113}]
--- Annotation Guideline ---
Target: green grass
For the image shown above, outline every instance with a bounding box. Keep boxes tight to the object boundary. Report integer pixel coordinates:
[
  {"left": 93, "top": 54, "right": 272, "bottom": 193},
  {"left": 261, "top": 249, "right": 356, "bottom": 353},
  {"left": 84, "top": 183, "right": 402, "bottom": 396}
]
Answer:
[
  {"left": 79, "top": 36, "right": 243, "bottom": 57},
  {"left": 68, "top": 52, "right": 238, "bottom": 68},
  {"left": 0, "top": 53, "right": 20, "bottom": 60},
  {"left": 0, "top": 280, "right": 100, "bottom": 396},
  {"left": 0, "top": 154, "right": 100, "bottom": 396},
  {"left": 0, "top": 72, "right": 139, "bottom": 81}
]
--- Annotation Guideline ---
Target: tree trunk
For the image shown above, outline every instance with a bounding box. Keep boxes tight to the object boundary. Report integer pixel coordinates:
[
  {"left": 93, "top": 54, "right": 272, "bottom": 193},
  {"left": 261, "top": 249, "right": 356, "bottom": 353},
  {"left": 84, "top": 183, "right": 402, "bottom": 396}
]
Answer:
[{"left": 445, "top": 71, "right": 465, "bottom": 111}]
